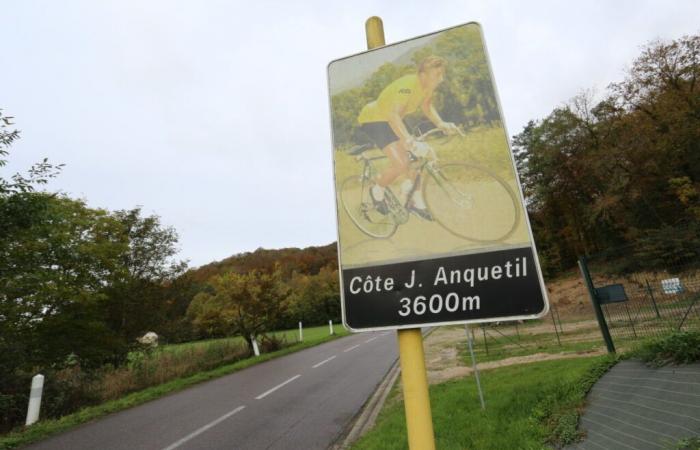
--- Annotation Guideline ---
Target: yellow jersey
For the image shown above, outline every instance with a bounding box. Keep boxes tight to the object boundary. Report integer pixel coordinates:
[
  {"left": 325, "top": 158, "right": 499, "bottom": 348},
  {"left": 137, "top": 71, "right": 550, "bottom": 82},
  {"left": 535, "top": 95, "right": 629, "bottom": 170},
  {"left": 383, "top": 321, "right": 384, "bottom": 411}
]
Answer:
[{"left": 358, "top": 74, "right": 426, "bottom": 124}]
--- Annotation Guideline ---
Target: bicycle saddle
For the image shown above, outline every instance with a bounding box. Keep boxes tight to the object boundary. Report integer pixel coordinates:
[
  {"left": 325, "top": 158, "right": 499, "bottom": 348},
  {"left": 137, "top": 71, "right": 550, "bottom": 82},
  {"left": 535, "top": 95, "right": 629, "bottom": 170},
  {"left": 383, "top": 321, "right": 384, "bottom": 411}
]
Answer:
[{"left": 347, "top": 143, "right": 375, "bottom": 155}]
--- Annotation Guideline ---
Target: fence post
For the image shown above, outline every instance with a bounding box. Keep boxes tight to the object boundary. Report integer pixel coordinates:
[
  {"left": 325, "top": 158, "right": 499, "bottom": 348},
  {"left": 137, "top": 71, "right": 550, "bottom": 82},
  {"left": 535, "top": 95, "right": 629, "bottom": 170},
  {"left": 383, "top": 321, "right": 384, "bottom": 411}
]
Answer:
[
  {"left": 25, "top": 374, "right": 44, "bottom": 426},
  {"left": 624, "top": 303, "right": 637, "bottom": 338},
  {"left": 554, "top": 304, "right": 564, "bottom": 335},
  {"left": 481, "top": 325, "right": 489, "bottom": 355},
  {"left": 551, "top": 306, "right": 562, "bottom": 346},
  {"left": 329, "top": 320, "right": 334, "bottom": 335},
  {"left": 578, "top": 256, "right": 616, "bottom": 353},
  {"left": 644, "top": 279, "right": 662, "bottom": 319},
  {"left": 298, "top": 321, "right": 303, "bottom": 342}
]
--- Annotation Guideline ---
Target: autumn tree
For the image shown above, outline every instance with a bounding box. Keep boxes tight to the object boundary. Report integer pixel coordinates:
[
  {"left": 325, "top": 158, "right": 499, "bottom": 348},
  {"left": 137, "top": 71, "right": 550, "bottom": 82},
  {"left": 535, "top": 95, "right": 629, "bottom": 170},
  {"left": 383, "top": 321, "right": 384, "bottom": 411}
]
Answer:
[
  {"left": 286, "top": 265, "right": 341, "bottom": 327},
  {"left": 514, "top": 34, "right": 700, "bottom": 274},
  {"left": 186, "top": 269, "right": 290, "bottom": 353}
]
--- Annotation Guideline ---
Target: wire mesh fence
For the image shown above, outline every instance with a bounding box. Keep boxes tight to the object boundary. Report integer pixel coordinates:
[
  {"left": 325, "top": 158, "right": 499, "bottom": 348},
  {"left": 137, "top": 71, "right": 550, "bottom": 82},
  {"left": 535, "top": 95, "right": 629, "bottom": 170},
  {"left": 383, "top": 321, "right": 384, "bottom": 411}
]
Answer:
[
  {"left": 580, "top": 239, "right": 700, "bottom": 347},
  {"left": 462, "top": 304, "right": 608, "bottom": 362}
]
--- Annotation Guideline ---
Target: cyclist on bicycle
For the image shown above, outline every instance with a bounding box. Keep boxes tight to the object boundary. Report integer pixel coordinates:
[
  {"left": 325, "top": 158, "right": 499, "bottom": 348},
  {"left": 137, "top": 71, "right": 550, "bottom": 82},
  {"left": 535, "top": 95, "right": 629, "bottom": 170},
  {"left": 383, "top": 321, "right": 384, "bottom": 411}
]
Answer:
[{"left": 357, "top": 55, "right": 460, "bottom": 221}]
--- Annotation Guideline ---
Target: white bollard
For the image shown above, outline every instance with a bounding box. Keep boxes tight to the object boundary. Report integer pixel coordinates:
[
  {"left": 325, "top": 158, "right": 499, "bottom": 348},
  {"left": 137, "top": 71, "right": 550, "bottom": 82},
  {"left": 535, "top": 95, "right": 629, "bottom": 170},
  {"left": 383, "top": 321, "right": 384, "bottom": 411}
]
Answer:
[
  {"left": 251, "top": 335, "right": 260, "bottom": 356},
  {"left": 25, "top": 374, "right": 44, "bottom": 426},
  {"left": 298, "top": 321, "right": 303, "bottom": 342},
  {"left": 329, "top": 320, "right": 334, "bottom": 335}
]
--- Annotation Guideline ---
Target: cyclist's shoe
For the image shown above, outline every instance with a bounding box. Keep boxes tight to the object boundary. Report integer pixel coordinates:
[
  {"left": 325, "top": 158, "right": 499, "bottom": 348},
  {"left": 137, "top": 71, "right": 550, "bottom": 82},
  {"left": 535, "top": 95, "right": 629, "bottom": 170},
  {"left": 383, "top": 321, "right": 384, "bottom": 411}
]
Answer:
[
  {"left": 370, "top": 188, "right": 389, "bottom": 215},
  {"left": 408, "top": 204, "right": 434, "bottom": 221}
]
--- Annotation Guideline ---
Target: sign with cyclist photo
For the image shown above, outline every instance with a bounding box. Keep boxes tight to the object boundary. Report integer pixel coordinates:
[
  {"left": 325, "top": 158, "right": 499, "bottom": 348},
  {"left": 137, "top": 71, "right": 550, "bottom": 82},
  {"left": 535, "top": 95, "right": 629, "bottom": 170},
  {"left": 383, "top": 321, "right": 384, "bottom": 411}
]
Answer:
[{"left": 328, "top": 22, "right": 548, "bottom": 331}]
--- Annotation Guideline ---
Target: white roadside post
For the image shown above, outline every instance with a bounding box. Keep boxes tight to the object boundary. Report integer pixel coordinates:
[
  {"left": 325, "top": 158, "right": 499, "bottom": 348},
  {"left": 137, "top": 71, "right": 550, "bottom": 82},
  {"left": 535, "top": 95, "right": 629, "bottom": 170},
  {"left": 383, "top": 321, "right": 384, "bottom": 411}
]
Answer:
[
  {"left": 298, "top": 321, "right": 303, "bottom": 342},
  {"left": 25, "top": 374, "right": 44, "bottom": 426},
  {"left": 251, "top": 335, "right": 260, "bottom": 357},
  {"left": 329, "top": 320, "right": 334, "bottom": 335}
]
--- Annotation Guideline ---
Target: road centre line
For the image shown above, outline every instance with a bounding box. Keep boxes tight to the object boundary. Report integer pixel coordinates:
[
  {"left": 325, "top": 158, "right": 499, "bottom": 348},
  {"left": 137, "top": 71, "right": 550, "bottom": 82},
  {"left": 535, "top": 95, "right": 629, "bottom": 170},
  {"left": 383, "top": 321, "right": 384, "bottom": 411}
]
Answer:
[
  {"left": 343, "top": 344, "right": 360, "bottom": 353},
  {"left": 161, "top": 405, "right": 245, "bottom": 450},
  {"left": 364, "top": 336, "right": 378, "bottom": 343},
  {"left": 312, "top": 355, "right": 336, "bottom": 368},
  {"left": 255, "top": 375, "right": 301, "bottom": 400}
]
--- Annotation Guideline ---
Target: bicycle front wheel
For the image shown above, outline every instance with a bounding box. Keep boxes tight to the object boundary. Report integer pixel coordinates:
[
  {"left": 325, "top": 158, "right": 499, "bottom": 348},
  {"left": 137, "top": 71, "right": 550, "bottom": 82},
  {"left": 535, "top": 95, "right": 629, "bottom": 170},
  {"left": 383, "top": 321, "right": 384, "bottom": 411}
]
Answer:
[
  {"left": 423, "top": 163, "right": 520, "bottom": 243},
  {"left": 339, "top": 175, "right": 398, "bottom": 239}
]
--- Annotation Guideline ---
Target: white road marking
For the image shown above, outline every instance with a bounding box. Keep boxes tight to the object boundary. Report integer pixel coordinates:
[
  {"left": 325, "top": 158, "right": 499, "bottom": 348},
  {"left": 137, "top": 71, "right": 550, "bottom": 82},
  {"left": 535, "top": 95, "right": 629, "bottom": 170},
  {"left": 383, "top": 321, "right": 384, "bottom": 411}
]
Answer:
[
  {"left": 343, "top": 344, "right": 360, "bottom": 353},
  {"left": 161, "top": 405, "right": 245, "bottom": 450},
  {"left": 312, "top": 356, "right": 336, "bottom": 368},
  {"left": 364, "top": 336, "right": 378, "bottom": 343},
  {"left": 255, "top": 375, "right": 301, "bottom": 400}
]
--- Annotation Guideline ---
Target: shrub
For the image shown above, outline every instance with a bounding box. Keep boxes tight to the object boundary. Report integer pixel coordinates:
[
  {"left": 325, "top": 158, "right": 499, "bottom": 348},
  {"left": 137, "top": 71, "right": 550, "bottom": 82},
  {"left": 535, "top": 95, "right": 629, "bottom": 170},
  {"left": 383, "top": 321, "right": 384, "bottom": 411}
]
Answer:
[
  {"left": 629, "top": 331, "right": 700, "bottom": 366},
  {"left": 259, "top": 334, "right": 288, "bottom": 353}
]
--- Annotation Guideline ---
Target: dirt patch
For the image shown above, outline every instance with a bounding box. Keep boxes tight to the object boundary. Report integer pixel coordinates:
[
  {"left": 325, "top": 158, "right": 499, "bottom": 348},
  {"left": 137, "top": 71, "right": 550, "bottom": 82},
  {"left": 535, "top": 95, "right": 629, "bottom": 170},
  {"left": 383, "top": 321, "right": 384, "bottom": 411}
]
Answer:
[
  {"left": 544, "top": 273, "right": 595, "bottom": 319},
  {"left": 423, "top": 325, "right": 605, "bottom": 385}
]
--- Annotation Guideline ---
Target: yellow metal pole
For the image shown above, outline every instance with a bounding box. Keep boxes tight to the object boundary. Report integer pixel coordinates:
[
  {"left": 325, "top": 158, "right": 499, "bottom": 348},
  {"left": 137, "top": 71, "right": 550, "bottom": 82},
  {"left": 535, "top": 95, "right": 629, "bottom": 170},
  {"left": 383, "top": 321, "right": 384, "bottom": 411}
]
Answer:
[
  {"left": 365, "top": 16, "right": 385, "bottom": 49},
  {"left": 364, "top": 16, "right": 436, "bottom": 450}
]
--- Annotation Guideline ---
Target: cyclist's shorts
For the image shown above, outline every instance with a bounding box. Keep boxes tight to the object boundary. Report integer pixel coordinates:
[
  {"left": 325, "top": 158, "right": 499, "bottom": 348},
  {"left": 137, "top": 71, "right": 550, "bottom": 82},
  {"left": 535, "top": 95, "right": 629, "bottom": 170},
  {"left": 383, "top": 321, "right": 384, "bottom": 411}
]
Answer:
[{"left": 357, "top": 122, "right": 399, "bottom": 149}]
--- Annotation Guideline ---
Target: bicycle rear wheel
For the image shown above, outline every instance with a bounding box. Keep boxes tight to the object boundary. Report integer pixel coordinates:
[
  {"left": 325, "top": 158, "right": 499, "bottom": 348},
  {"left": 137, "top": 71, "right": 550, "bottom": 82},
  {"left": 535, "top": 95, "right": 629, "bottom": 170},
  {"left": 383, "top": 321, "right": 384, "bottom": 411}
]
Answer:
[
  {"left": 340, "top": 175, "right": 398, "bottom": 239},
  {"left": 423, "top": 163, "right": 520, "bottom": 243}
]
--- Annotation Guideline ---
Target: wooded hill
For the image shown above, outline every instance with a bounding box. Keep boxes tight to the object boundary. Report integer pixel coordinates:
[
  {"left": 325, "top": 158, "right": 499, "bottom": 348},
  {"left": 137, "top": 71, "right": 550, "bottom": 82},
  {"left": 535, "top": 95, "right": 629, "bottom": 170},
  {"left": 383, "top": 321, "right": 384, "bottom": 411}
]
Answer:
[{"left": 186, "top": 243, "right": 338, "bottom": 283}]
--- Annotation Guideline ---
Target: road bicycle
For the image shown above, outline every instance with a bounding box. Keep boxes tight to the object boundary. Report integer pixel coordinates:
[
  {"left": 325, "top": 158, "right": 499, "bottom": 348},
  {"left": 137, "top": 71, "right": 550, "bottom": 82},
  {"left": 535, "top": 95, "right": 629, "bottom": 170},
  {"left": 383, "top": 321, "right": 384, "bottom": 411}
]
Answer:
[{"left": 338, "top": 128, "right": 521, "bottom": 242}]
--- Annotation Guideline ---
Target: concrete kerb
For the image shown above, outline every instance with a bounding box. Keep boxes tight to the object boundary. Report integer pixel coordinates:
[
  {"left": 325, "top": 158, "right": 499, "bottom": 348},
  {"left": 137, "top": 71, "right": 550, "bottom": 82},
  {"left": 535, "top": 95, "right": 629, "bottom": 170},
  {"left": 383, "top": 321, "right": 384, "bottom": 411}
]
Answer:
[{"left": 333, "top": 327, "right": 435, "bottom": 449}]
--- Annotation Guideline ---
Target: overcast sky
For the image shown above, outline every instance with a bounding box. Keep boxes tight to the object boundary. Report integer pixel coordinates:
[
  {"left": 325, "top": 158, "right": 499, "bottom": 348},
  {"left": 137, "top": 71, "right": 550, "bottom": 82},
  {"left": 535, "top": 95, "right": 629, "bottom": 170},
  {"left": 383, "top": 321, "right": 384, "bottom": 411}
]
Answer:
[{"left": 2, "top": 1, "right": 699, "bottom": 268}]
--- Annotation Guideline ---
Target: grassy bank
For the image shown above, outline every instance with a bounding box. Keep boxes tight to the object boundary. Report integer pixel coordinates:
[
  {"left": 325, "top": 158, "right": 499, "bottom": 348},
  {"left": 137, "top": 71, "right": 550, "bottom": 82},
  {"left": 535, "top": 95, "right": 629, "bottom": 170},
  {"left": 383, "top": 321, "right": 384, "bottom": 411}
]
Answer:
[
  {"left": 352, "top": 355, "right": 616, "bottom": 450},
  {"left": 0, "top": 326, "right": 348, "bottom": 450}
]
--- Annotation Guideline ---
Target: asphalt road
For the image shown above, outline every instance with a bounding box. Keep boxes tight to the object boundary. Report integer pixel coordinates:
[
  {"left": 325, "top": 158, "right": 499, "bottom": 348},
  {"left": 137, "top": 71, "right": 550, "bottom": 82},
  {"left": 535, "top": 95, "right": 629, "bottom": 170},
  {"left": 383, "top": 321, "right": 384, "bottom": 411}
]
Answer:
[{"left": 27, "top": 331, "right": 398, "bottom": 450}]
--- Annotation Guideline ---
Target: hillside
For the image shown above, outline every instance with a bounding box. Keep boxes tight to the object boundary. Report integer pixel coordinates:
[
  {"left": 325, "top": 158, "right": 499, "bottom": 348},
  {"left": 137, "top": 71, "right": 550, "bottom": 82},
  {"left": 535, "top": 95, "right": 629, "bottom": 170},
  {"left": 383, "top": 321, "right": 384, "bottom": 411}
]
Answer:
[{"left": 186, "top": 243, "right": 338, "bottom": 283}]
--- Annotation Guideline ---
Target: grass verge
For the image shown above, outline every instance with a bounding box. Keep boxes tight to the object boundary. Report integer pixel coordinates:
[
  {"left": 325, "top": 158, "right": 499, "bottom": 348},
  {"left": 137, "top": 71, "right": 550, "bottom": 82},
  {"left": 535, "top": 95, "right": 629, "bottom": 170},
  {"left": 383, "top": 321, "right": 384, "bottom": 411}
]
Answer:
[
  {"left": 352, "top": 355, "right": 617, "bottom": 450},
  {"left": 0, "top": 332, "right": 346, "bottom": 450}
]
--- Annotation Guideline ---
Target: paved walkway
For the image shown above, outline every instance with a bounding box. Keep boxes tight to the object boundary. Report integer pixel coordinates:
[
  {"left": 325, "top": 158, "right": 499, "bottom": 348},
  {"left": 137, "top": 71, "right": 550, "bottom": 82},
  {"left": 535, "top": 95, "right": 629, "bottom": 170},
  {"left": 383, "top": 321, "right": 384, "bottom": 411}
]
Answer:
[{"left": 569, "top": 360, "right": 700, "bottom": 450}]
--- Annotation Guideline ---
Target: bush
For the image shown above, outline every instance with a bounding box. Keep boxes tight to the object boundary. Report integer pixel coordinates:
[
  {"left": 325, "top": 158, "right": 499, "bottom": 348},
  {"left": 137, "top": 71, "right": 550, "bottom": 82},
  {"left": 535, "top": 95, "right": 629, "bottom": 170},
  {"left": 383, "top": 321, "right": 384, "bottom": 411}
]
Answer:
[
  {"left": 259, "top": 334, "right": 288, "bottom": 353},
  {"left": 629, "top": 331, "right": 700, "bottom": 366},
  {"left": 674, "top": 437, "right": 700, "bottom": 450}
]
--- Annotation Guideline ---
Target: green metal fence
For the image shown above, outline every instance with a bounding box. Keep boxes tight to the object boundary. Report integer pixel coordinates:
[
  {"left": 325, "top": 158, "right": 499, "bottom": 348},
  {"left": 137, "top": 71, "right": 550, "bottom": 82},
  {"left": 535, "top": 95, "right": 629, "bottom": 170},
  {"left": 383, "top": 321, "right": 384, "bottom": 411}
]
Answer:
[{"left": 579, "top": 241, "right": 700, "bottom": 352}]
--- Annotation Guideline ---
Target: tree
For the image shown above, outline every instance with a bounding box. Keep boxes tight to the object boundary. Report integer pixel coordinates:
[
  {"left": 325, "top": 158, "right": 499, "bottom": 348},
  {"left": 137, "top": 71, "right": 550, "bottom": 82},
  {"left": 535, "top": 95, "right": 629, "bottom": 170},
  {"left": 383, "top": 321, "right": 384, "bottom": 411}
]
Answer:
[
  {"left": 0, "top": 109, "right": 62, "bottom": 195},
  {"left": 286, "top": 265, "right": 340, "bottom": 327},
  {"left": 513, "top": 34, "right": 700, "bottom": 274},
  {"left": 0, "top": 194, "right": 131, "bottom": 374},
  {"left": 186, "top": 269, "right": 290, "bottom": 353},
  {"left": 104, "top": 208, "right": 187, "bottom": 340}
]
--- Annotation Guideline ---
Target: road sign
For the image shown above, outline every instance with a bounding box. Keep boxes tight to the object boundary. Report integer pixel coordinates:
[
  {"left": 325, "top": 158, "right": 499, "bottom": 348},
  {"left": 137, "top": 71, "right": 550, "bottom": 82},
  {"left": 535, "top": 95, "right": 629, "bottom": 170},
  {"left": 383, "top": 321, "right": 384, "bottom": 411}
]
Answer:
[{"left": 328, "top": 22, "right": 549, "bottom": 331}]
